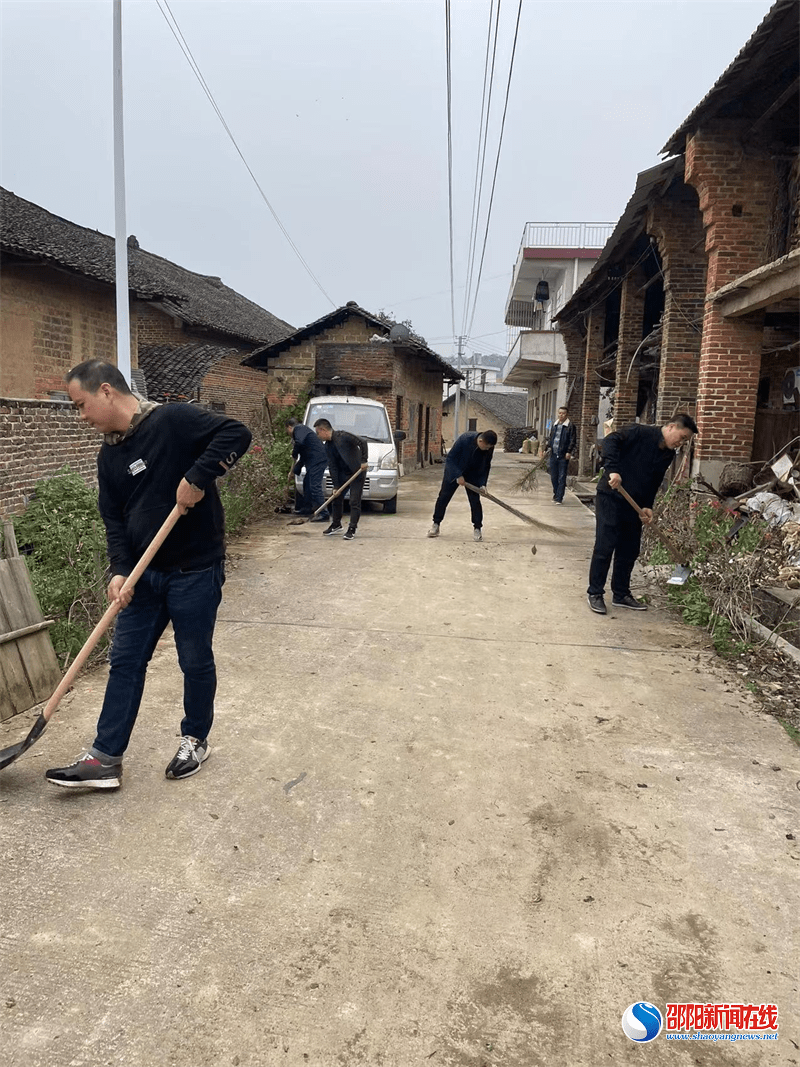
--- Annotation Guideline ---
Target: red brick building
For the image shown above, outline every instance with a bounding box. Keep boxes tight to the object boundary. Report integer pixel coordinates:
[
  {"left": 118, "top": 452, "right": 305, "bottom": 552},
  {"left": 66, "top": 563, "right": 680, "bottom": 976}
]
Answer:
[
  {"left": 0, "top": 187, "right": 292, "bottom": 513},
  {"left": 555, "top": 0, "right": 799, "bottom": 484},
  {"left": 243, "top": 303, "right": 462, "bottom": 470}
]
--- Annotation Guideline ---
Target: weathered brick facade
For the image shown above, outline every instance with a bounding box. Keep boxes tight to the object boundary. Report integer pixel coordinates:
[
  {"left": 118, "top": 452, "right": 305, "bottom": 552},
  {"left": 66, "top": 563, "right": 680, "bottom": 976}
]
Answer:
[
  {"left": 647, "top": 185, "right": 706, "bottom": 423},
  {"left": 0, "top": 264, "right": 137, "bottom": 399},
  {"left": 614, "top": 266, "right": 645, "bottom": 427},
  {"left": 684, "top": 127, "right": 783, "bottom": 467},
  {"left": 578, "top": 308, "right": 605, "bottom": 475},
  {"left": 0, "top": 398, "right": 99, "bottom": 515},
  {"left": 255, "top": 310, "right": 456, "bottom": 470}
]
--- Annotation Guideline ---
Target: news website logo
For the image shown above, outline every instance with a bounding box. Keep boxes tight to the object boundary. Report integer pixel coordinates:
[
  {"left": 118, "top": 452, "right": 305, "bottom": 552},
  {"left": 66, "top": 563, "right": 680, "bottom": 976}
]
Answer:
[{"left": 622, "top": 1002, "right": 663, "bottom": 1042}]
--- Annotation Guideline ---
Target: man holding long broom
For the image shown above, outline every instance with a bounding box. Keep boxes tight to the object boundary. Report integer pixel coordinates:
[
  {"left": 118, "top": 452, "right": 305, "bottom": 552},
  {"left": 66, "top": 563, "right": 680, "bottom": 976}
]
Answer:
[
  {"left": 428, "top": 429, "right": 497, "bottom": 542},
  {"left": 45, "top": 360, "right": 251, "bottom": 790}
]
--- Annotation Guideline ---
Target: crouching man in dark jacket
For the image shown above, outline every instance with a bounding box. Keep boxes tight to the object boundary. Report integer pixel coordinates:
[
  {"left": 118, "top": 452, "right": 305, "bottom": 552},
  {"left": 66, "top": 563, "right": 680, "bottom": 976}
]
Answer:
[
  {"left": 286, "top": 417, "right": 329, "bottom": 521},
  {"left": 428, "top": 429, "right": 497, "bottom": 542},
  {"left": 313, "top": 418, "right": 368, "bottom": 540},
  {"left": 46, "top": 359, "right": 252, "bottom": 790}
]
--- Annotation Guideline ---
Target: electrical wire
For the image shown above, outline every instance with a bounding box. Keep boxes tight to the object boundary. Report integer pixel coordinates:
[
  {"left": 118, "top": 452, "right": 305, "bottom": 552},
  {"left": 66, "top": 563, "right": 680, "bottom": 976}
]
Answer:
[
  {"left": 460, "top": 0, "right": 501, "bottom": 338},
  {"left": 155, "top": 0, "right": 335, "bottom": 307},
  {"left": 445, "top": 0, "right": 456, "bottom": 338},
  {"left": 464, "top": 0, "right": 523, "bottom": 339}
]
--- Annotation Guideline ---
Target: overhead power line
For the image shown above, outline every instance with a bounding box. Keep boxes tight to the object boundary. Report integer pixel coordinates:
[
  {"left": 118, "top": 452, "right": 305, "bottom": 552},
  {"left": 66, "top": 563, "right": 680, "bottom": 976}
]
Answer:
[
  {"left": 155, "top": 0, "right": 335, "bottom": 307},
  {"left": 464, "top": 0, "right": 523, "bottom": 338},
  {"left": 460, "top": 0, "right": 501, "bottom": 338},
  {"left": 445, "top": 0, "right": 456, "bottom": 337}
]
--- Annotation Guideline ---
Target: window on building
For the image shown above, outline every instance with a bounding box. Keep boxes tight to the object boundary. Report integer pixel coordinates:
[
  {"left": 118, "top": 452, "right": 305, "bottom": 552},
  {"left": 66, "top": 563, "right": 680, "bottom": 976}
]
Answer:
[
  {"left": 395, "top": 395, "right": 403, "bottom": 430},
  {"left": 211, "top": 401, "right": 226, "bottom": 413},
  {"left": 468, "top": 418, "right": 477, "bottom": 432}
]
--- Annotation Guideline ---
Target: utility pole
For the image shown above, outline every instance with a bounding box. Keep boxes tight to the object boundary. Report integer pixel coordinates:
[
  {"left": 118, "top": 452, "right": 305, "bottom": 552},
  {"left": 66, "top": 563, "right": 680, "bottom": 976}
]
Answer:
[
  {"left": 453, "top": 335, "right": 464, "bottom": 438},
  {"left": 113, "top": 0, "right": 131, "bottom": 386}
]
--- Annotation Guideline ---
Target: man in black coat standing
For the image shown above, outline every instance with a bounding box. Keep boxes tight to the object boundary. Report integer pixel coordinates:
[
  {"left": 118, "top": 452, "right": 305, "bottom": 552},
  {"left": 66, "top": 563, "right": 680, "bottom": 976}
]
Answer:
[
  {"left": 286, "top": 417, "right": 329, "bottom": 521},
  {"left": 428, "top": 429, "right": 497, "bottom": 542},
  {"left": 545, "top": 406, "right": 577, "bottom": 504},
  {"left": 313, "top": 418, "right": 368, "bottom": 540},
  {"left": 587, "top": 413, "right": 697, "bottom": 615}
]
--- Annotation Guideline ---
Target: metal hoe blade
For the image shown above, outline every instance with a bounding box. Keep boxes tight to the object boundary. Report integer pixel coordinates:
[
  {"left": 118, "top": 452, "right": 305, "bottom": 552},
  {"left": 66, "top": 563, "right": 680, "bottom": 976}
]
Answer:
[
  {"left": 0, "top": 713, "right": 47, "bottom": 770},
  {"left": 666, "top": 564, "right": 692, "bottom": 586}
]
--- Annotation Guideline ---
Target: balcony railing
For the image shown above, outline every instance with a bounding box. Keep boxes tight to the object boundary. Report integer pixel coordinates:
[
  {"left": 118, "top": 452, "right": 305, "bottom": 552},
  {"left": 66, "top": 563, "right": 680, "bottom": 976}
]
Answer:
[{"left": 521, "top": 222, "right": 614, "bottom": 250}]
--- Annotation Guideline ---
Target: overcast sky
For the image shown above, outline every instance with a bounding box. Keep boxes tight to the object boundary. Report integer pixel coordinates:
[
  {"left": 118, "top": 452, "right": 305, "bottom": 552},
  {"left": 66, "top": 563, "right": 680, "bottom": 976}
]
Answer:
[{"left": 0, "top": 0, "right": 774, "bottom": 366}]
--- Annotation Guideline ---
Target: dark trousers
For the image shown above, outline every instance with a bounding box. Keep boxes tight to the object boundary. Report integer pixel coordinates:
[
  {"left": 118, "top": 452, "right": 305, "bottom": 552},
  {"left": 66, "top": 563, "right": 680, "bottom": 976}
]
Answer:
[
  {"left": 549, "top": 455, "right": 569, "bottom": 502},
  {"left": 299, "top": 457, "right": 327, "bottom": 514},
  {"left": 587, "top": 492, "right": 642, "bottom": 598},
  {"left": 432, "top": 477, "right": 484, "bottom": 528},
  {"left": 93, "top": 561, "right": 225, "bottom": 759},
  {"left": 331, "top": 470, "right": 366, "bottom": 530}
]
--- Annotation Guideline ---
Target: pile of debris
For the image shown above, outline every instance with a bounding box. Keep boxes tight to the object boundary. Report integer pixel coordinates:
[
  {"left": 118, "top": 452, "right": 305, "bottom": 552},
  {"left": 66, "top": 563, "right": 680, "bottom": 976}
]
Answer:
[{"left": 697, "top": 443, "right": 800, "bottom": 589}]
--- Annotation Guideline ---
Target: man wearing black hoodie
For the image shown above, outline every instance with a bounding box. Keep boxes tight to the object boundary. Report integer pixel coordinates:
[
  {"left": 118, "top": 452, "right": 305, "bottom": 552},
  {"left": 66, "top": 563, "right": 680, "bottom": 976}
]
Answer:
[{"left": 46, "top": 360, "right": 251, "bottom": 790}]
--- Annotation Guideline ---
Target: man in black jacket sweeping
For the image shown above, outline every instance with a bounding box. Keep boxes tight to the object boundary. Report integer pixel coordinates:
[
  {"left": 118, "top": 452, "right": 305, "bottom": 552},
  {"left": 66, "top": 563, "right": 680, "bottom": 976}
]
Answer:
[
  {"left": 286, "top": 416, "right": 329, "bottom": 521},
  {"left": 587, "top": 413, "right": 697, "bottom": 615},
  {"left": 46, "top": 360, "right": 251, "bottom": 790},
  {"left": 428, "top": 429, "right": 497, "bottom": 542},
  {"left": 313, "top": 418, "right": 368, "bottom": 540}
]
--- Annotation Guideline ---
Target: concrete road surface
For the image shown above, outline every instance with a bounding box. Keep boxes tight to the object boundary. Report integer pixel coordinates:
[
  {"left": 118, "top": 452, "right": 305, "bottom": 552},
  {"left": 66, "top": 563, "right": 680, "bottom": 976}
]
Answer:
[{"left": 1, "top": 454, "right": 797, "bottom": 1067}]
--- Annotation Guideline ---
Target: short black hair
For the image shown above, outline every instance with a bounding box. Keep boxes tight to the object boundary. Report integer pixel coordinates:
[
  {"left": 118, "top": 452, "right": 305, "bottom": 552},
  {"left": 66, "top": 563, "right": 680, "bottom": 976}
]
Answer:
[
  {"left": 285, "top": 417, "right": 300, "bottom": 428},
  {"left": 668, "top": 412, "right": 698, "bottom": 435},
  {"left": 313, "top": 418, "right": 332, "bottom": 431},
  {"left": 65, "top": 359, "right": 132, "bottom": 396},
  {"left": 478, "top": 429, "right": 497, "bottom": 446}
]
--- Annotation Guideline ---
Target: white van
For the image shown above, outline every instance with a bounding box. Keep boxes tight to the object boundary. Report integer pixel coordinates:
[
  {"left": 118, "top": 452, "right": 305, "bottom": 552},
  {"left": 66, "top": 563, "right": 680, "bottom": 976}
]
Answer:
[{"left": 295, "top": 396, "right": 406, "bottom": 513}]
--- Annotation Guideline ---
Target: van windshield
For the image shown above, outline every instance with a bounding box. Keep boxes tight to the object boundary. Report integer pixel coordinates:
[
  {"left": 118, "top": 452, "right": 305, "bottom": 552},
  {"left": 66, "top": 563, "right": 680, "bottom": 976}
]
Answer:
[{"left": 306, "top": 402, "right": 392, "bottom": 443}]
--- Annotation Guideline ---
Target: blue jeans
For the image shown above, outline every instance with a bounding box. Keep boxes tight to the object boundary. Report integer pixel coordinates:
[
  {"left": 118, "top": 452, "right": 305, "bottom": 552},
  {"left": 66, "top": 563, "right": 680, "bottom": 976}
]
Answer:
[
  {"left": 93, "top": 561, "right": 225, "bottom": 759},
  {"left": 549, "top": 455, "right": 569, "bottom": 502},
  {"left": 300, "top": 457, "right": 327, "bottom": 514}
]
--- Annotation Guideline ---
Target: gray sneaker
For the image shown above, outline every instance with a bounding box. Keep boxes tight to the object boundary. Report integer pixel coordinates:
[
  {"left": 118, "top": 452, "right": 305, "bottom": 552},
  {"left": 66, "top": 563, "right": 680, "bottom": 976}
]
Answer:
[
  {"left": 473, "top": 527, "right": 483, "bottom": 542},
  {"left": 165, "top": 736, "right": 210, "bottom": 780},
  {"left": 427, "top": 523, "right": 440, "bottom": 538},
  {"left": 46, "top": 752, "right": 122, "bottom": 790}
]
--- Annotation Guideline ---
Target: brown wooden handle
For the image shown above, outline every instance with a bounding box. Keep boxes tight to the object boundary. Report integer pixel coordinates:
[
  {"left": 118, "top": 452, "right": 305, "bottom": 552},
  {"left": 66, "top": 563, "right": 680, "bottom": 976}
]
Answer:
[
  {"left": 614, "top": 484, "right": 643, "bottom": 515},
  {"left": 40, "top": 505, "right": 183, "bottom": 723}
]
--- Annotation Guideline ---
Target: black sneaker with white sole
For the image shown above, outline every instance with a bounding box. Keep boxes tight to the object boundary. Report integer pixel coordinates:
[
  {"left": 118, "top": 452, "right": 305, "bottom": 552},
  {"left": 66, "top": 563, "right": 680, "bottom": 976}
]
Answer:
[
  {"left": 165, "top": 736, "right": 209, "bottom": 780},
  {"left": 323, "top": 523, "right": 343, "bottom": 536},
  {"left": 342, "top": 527, "right": 356, "bottom": 540},
  {"left": 587, "top": 594, "right": 607, "bottom": 615},
  {"left": 612, "top": 594, "right": 648, "bottom": 610},
  {"left": 46, "top": 752, "right": 122, "bottom": 790}
]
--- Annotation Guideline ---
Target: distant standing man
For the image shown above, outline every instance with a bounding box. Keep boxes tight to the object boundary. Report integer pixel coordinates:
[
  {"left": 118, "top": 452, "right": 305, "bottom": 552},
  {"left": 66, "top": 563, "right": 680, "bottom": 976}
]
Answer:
[
  {"left": 428, "top": 429, "right": 497, "bottom": 542},
  {"left": 46, "top": 359, "right": 252, "bottom": 790},
  {"left": 285, "top": 416, "right": 329, "bottom": 521},
  {"left": 546, "top": 407, "right": 577, "bottom": 503},
  {"left": 587, "top": 413, "right": 697, "bottom": 615},
  {"left": 313, "top": 418, "right": 368, "bottom": 540}
]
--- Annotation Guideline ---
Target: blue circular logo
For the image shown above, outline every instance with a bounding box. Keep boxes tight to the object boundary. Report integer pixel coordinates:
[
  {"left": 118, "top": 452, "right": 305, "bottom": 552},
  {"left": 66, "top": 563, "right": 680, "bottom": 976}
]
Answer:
[{"left": 622, "top": 1002, "right": 663, "bottom": 1042}]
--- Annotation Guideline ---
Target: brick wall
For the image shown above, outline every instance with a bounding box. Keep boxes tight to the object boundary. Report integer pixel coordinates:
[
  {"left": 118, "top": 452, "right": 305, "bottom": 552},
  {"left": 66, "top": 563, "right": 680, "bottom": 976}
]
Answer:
[
  {"left": 200, "top": 352, "right": 272, "bottom": 426},
  {"left": 685, "top": 126, "right": 780, "bottom": 464},
  {"left": 392, "top": 353, "right": 443, "bottom": 466},
  {"left": 0, "top": 265, "right": 136, "bottom": 399},
  {"left": 647, "top": 186, "right": 706, "bottom": 423},
  {"left": 614, "top": 266, "right": 645, "bottom": 426},
  {"left": 0, "top": 398, "right": 99, "bottom": 516},
  {"left": 579, "top": 308, "right": 605, "bottom": 475}
]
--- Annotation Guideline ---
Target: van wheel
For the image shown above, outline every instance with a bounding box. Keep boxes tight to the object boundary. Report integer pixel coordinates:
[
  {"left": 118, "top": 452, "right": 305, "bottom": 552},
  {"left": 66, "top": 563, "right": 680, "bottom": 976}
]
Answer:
[{"left": 383, "top": 495, "right": 397, "bottom": 514}]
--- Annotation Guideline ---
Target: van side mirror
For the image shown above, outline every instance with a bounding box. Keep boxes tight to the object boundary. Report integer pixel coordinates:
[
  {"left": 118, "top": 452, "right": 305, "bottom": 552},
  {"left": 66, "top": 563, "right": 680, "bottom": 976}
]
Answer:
[{"left": 393, "top": 430, "right": 407, "bottom": 442}]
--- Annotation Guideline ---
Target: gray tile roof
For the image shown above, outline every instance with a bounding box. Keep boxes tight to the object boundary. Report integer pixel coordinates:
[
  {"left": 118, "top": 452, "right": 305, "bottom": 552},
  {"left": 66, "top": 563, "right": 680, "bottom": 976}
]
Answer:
[
  {"left": 138, "top": 343, "right": 235, "bottom": 402},
  {"left": 444, "top": 388, "right": 528, "bottom": 426},
  {"left": 243, "top": 301, "right": 463, "bottom": 381},
  {"left": 1, "top": 187, "right": 294, "bottom": 346}
]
